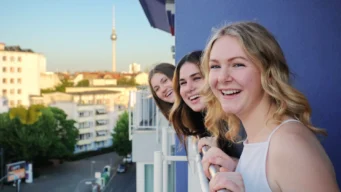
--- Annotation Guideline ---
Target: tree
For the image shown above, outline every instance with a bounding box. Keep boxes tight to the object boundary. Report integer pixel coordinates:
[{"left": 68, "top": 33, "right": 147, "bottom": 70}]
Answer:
[
  {"left": 76, "top": 79, "right": 89, "bottom": 87},
  {"left": 40, "top": 107, "right": 79, "bottom": 159},
  {"left": 9, "top": 104, "right": 44, "bottom": 124},
  {"left": 112, "top": 111, "right": 132, "bottom": 156},
  {"left": 117, "top": 76, "right": 137, "bottom": 86},
  {"left": 41, "top": 79, "right": 73, "bottom": 93},
  {"left": 0, "top": 105, "right": 78, "bottom": 163},
  {"left": 55, "top": 79, "right": 73, "bottom": 92}
]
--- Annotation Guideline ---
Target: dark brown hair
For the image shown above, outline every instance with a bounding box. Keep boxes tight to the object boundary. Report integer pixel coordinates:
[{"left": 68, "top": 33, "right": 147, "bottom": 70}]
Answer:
[
  {"left": 169, "top": 51, "right": 210, "bottom": 145},
  {"left": 148, "top": 63, "right": 175, "bottom": 120}
]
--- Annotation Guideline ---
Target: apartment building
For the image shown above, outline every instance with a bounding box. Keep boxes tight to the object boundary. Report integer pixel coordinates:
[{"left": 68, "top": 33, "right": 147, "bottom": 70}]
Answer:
[
  {"left": 66, "top": 86, "right": 137, "bottom": 109},
  {"left": 30, "top": 89, "right": 121, "bottom": 132},
  {"left": 50, "top": 101, "right": 112, "bottom": 153},
  {"left": 135, "top": 72, "right": 148, "bottom": 85},
  {"left": 40, "top": 72, "right": 62, "bottom": 89},
  {"left": 0, "top": 43, "right": 46, "bottom": 107}
]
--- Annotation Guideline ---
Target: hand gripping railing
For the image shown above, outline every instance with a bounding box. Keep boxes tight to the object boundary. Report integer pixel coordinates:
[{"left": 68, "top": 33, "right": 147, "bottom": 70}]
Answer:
[{"left": 201, "top": 145, "right": 230, "bottom": 192}]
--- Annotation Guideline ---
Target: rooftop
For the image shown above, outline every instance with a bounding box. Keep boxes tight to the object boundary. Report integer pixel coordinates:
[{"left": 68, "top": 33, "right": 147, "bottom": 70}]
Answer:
[
  {"left": 67, "top": 90, "right": 120, "bottom": 95},
  {"left": 2, "top": 45, "right": 34, "bottom": 53}
]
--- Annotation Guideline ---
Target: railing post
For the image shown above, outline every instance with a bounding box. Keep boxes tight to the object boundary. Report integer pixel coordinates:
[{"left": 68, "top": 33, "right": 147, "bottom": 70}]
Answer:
[
  {"left": 128, "top": 97, "right": 132, "bottom": 141},
  {"left": 154, "top": 151, "right": 163, "bottom": 192},
  {"left": 195, "top": 154, "right": 209, "bottom": 192},
  {"left": 162, "top": 126, "right": 168, "bottom": 192}
]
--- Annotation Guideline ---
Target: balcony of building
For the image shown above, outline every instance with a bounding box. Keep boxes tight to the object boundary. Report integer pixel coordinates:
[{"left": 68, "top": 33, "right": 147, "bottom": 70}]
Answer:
[
  {"left": 95, "top": 135, "right": 109, "bottom": 142},
  {"left": 78, "top": 127, "right": 93, "bottom": 134},
  {"left": 129, "top": 89, "right": 171, "bottom": 162},
  {"left": 95, "top": 125, "right": 108, "bottom": 132},
  {"left": 77, "top": 110, "right": 94, "bottom": 122},
  {"left": 77, "top": 138, "right": 94, "bottom": 146},
  {"left": 129, "top": 88, "right": 208, "bottom": 192},
  {"left": 95, "top": 108, "right": 108, "bottom": 120}
]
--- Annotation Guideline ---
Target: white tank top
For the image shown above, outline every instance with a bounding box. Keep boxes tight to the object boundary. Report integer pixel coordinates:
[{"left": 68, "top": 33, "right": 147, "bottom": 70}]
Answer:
[{"left": 236, "top": 119, "right": 300, "bottom": 192}]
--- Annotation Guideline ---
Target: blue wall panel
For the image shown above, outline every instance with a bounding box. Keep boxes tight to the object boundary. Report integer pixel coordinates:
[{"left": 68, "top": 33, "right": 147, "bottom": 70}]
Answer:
[{"left": 175, "top": 1, "right": 341, "bottom": 191}]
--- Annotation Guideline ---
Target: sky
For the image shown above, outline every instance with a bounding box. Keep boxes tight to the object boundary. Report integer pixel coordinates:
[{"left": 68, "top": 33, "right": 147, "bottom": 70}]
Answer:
[{"left": 0, "top": 0, "right": 175, "bottom": 72}]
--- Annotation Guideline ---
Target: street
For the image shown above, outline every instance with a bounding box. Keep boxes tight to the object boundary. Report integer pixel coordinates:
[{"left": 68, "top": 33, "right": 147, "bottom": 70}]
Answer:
[
  {"left": 104, "top": 163, "right": 136, "bottom": 192},
  {"left": 0, "top": 152, "right": 136, "bottom": 192}
]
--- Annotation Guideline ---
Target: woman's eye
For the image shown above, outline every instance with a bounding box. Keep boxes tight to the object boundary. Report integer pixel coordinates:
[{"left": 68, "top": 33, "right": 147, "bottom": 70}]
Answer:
[
  {"left": 193, "top": 77, "right": 202, "bottom": 81},
  {"left": 209, "top": 65, "right": 220, "bottom": 69},
  {"left": 179, "top": 82, "right": 186, "bottom": 86},
  {"left": 233, "top": 63, "right": 245, "bottom": 67}
]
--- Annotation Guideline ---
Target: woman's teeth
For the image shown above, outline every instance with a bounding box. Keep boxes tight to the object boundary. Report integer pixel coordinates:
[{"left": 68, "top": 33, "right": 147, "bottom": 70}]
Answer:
[
  {"left": 189, "top": 95, "right": 200, "bottom": 101},
  {"left": 221, "top": 90, "right": 241, "bottom": 95}
]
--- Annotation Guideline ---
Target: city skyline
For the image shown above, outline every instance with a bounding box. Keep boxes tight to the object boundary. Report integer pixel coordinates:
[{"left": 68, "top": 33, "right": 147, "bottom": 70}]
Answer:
[{"left": 0, "top": 0, "right": 175, "bottom": 72}]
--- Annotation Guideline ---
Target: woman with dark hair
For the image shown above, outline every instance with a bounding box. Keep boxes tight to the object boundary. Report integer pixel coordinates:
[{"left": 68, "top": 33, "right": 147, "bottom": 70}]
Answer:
[
  {"left": 169, "top": 50, "right": 242, "bottom": 158},
  {"left": 148, "top": 63, "right": 176, "bottom": 120}
]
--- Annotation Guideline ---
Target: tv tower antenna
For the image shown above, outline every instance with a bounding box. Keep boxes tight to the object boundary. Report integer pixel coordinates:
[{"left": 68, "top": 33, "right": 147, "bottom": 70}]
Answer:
[{"left": 111, "top": 5, "right": 117, "bottom": 72}]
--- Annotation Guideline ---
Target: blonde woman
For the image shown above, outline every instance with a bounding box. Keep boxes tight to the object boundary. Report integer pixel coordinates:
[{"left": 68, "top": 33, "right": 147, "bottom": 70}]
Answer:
[{"left": 200, "top": 22, "right": 339, "bottom": 192}]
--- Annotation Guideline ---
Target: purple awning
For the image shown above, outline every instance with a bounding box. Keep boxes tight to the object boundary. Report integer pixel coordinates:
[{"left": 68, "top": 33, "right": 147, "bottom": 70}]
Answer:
[{"left": 139, "top": 0, "right": 175, "bottom": 35}]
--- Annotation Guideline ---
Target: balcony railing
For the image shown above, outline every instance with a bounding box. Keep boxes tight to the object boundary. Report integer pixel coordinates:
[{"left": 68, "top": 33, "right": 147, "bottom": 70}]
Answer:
[
  {"left": 78, "top": 127, "right": 93, "bottom": 134},
  {"left": 95, "top": 125, "right": 108, "bottom": 131},
  {"left": 129, "top": 89, "right": 216, "bottom": 192},
  {"left": 129, "top": 89, "right": 159, "bottom": 140},
  {"left": 77, "top": 138, "right": 94, "bottom": 145},
  {"left": 95, "top": 135, "right": 109, "bottom": 142}
]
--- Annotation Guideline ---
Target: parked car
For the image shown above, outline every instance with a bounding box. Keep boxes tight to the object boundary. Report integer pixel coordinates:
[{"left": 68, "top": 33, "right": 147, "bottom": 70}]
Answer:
[
  {"left": 126, "top": 154, "right": 132, "bottom": 164},
  {"left": 116, "top": 164, "right": 126, "bottom": 173},
  {"left": 122, "top": 154, "right": 132, "bottom": 164}
]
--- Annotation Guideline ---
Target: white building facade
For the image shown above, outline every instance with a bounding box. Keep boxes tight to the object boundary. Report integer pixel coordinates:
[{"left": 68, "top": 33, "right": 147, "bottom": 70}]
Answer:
[
  {"left": 40, "top": 72, "right": 61, "bottom": 89},
  {"left": 50, "top": 101, "right": 113, "bottom": 153},
  {"left": 129, "top": 62, "right": 141, "bottom": 74},
  {"left": 0, "top": 43, "right": 46, "bottom": 107}
]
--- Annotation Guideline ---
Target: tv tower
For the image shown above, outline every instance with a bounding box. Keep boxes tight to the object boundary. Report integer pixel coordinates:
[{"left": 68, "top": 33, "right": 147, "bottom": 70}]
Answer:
[{"left": 110, "top": 6, "right": 117, "bottom": 72}]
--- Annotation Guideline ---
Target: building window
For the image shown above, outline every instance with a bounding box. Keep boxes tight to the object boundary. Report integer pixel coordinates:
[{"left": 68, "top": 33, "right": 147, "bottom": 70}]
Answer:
[
  {"left": 2, "top": 89, "right": 7, "bottom": 95},
  {"left": 18, "top": 57, "right": 22, "bottom": 62},
  {"left": 9, "top": 100, "right": 14, "bottom": 107},
  {"left": 17, "top": 67, "right": 22, "bottom": 73},
  {"left": 10, "top": 78, "right": 14, "bottom": 84},
  {"left": 17, "top": 78, "right": 21, "bottom": 84},
  {"left": 10, "top": 56, "right": 14, "bottom": 62},
  {"left": 79, "top": 121, "right": 91, "bottom": 129},
  {"left": 79, "top": 133, "right": 92, "bottom": 140},
  {"left": 2, "top": 56, "right": 6, "bottom": 61},
  {"left": 2, "top": 79, "right": 6, "bottom": 84},
  {"left": 79, "top": 111, "right": 93, "bottom": 117},
  {"left": 10, "top": 89, "right": 14, "bottom": 94},
  {"left": 96, "top": 119, "right": 108, "bottom": 126},
  {"left": 2, "top": 99, "right": 8, "bottom": 106},
  {"left": 17, "top": 100, "right": 22, "bottom": 105},
  {"left": 17, "top": 89, "right": 21, "bottom": 94},
  {"left": 2, "top": 67, "right": 6, "bottom": 72},
  {"left": 10, "top": 67, "right": 14, "bottom": 73}
]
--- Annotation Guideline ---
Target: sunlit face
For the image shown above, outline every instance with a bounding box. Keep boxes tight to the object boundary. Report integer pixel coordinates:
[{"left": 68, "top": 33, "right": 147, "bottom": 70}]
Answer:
[
  {"left": 150, "top": 73, "right": 174, "bottom": 103},
  {"left": 179, "top": 62, "right": 206, "bottom": 112},
  {"left": 208, "top": 35, "right": 265, "bottom": 117}
]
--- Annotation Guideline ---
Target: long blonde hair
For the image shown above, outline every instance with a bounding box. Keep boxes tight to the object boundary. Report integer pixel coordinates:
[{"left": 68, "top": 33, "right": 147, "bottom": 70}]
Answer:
[{"left": 201, "top": 21, "right": 326, "bottom": 142}]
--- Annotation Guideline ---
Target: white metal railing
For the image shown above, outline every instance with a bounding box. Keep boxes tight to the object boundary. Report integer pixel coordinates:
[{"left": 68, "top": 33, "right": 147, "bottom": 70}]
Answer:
[
  {"left": 128, "top": 89, "right": 159, "bottom": 140},
  {"left": 154, "top": 134, "right": 230, "bottom": 192},
  {"left": 154, "top": 133, "right": 210, "bottom": 192},
  {"left": 128, "top": 89, "right": 226, "bottom": 192}
]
